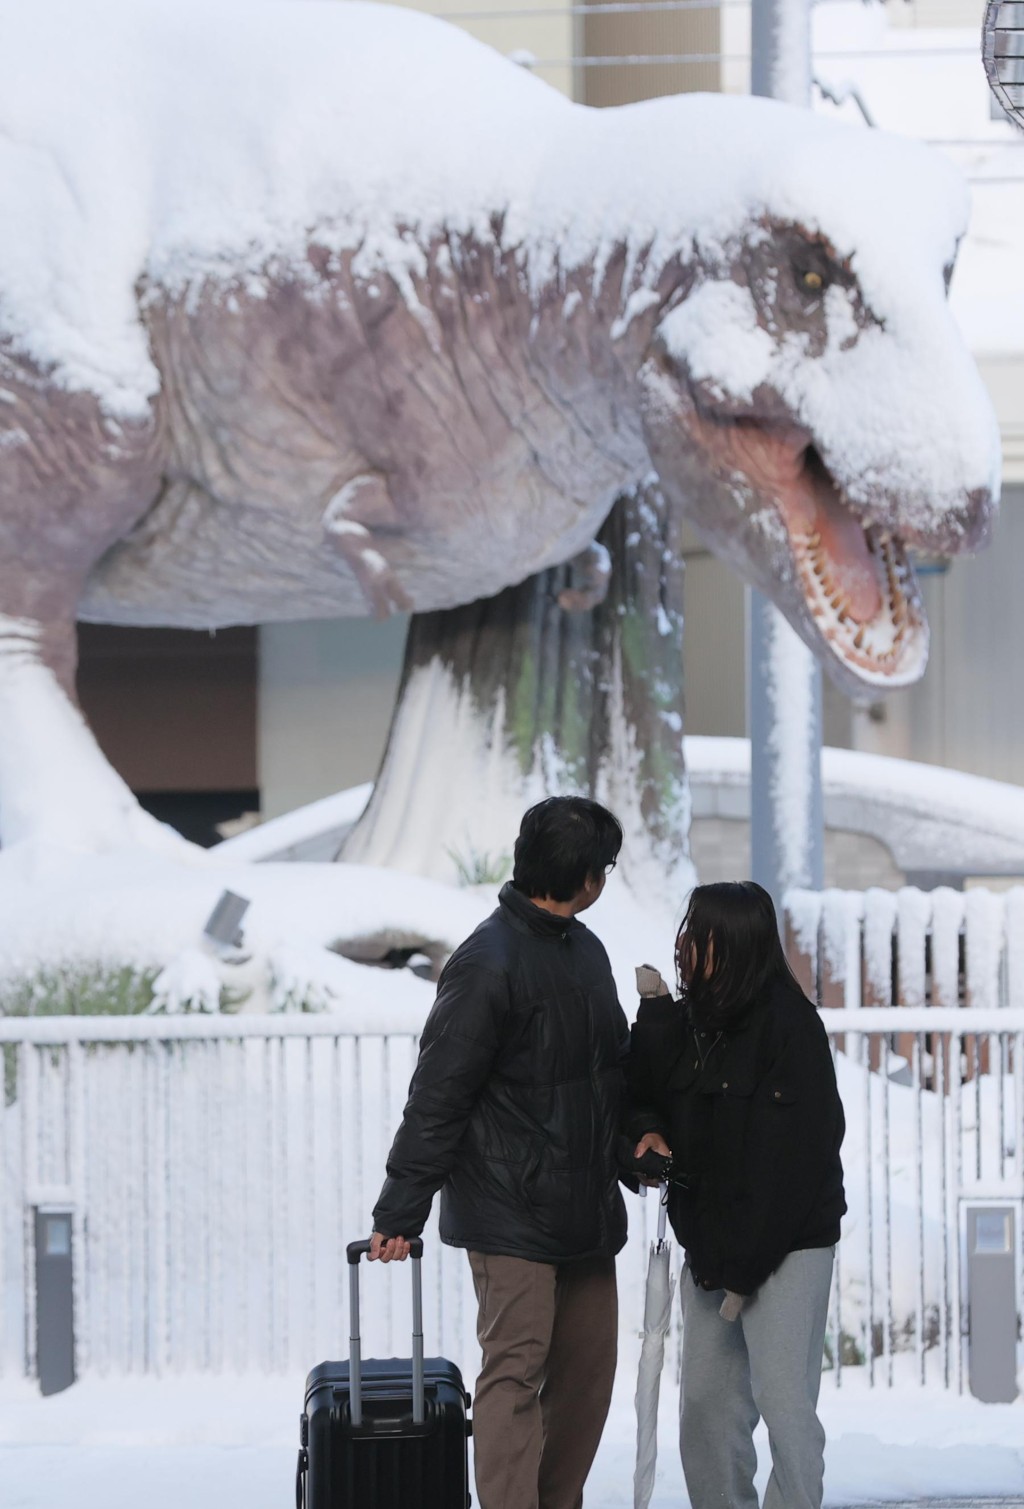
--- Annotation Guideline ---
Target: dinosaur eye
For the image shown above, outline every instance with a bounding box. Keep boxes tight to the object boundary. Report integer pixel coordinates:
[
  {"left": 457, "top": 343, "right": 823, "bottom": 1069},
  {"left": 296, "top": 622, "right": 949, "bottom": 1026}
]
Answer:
[{"left": 801, "top": 269, "right": 824, "bottom": 293}]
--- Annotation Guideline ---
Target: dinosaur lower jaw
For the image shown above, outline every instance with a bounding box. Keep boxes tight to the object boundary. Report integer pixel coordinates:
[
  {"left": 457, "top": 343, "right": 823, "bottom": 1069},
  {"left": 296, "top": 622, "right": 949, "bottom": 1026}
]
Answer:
[
  {"left": 774, "top": 442, "right": 928, "bottom": 685},
  {"left": 647, "top": 371, "right": 933, "bottom": 685},
  {"left": 677, "top": 398, "right": 928, "bottom": 683}
]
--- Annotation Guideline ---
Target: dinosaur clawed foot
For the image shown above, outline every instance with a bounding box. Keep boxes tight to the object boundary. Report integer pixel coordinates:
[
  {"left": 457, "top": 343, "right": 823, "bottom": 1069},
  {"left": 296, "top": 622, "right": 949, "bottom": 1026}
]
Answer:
[{"left": 322, "top": 475, "right": 413, "bottom": 619}]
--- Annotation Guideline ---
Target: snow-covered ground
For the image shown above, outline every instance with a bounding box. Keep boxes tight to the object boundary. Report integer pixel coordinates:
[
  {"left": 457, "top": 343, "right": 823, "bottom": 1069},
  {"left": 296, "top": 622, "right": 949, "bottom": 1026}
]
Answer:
[
  {"left": 0, "top": 830, "right": 680, "bottom": 1018},
  {"left": 2, "top": 1358, "right": 1022, "bottom": 1509}
]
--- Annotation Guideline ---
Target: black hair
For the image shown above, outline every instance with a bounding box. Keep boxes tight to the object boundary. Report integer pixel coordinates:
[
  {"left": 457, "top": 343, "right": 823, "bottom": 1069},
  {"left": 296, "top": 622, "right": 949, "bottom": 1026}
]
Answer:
[
  {"left": 675, "top": 880, "right": 804, "bottom": 1027},
  {"left": 512, "top": 796, "right": 623, "bottom": 902}
]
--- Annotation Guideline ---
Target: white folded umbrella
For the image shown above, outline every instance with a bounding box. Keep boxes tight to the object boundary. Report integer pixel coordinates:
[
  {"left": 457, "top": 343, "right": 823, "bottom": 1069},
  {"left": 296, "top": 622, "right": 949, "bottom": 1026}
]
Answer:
[{"left": 634, "top": 1185, "right": 675, "bottom": 1509}]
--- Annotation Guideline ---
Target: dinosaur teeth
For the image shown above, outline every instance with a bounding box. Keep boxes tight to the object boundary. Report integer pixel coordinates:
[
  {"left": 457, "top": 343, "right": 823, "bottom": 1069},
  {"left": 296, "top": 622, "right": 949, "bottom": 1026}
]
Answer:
[{"left": 796, "top": 519, "right": 922, "bottom": 674}]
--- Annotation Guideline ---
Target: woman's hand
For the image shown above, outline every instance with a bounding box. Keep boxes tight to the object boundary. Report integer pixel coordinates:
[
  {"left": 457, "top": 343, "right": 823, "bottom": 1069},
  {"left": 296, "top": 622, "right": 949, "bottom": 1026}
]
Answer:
[
  {"left": 634, "top": 1131, "right": 672, "bottom": 1186},
  {"left": 635, "top": 964, "right": 670, "bottom": 998}
]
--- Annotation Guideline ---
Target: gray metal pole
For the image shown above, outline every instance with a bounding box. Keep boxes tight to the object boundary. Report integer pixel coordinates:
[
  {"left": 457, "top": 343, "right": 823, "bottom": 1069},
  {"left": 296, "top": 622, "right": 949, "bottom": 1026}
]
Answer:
[
  {"left": 748, "top": 594, "right": 824, "bottom": 916},
  {"left": 751, "top": 0, "right": 811, "bottom": 103},
  {"left": 747, "top": 0, "right": 823, "bottom": 920}
]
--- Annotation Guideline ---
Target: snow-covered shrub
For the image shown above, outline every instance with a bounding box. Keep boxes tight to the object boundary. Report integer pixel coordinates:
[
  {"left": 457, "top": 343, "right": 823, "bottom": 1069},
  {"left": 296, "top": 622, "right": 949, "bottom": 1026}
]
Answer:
[
  {"left": 148, "top": 949, "right": 225, "bottom": 1015},
  {"left": 269, "top": 940, "right": 349, "bottom": 1013},
  {"left": 0, "top": 961, "right": 157, "bottom": 1017},
  {"left": 445, "top": 843, "right": 511, "bottom": 887}
]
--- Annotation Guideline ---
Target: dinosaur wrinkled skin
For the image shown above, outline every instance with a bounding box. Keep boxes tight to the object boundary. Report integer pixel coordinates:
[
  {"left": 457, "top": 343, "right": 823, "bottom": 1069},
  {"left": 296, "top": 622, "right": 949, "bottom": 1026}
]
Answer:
[{"left": 0, "top": 0, "right": 999, "bottom": 847}]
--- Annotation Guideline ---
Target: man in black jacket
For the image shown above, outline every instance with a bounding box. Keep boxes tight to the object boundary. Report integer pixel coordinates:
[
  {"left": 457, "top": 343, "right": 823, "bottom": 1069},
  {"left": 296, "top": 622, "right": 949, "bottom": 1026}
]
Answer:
[{"left": 369, "top": 796, "right": 628, "bottom": 1509}]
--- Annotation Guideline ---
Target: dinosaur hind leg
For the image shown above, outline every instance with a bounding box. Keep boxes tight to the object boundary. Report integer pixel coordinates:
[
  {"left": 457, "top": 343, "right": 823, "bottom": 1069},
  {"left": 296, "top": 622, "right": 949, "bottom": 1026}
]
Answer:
[
  {"left": 0, "top": 611, "right": 193, "bottom": 854},
  {"left": 0, "top": 357, "right": 193, "bottom": 855}
]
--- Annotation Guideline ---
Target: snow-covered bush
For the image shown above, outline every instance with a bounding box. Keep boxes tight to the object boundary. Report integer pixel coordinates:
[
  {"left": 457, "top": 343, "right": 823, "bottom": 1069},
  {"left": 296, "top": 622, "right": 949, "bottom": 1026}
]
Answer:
[
  {"left": 0, "top": 961, "right": 157, "bottom": 1017},
  {"left": 444, "top": 843, "right": 511, "bottom": 887},
  {"left": 148, "top": 949, "right": 226, "bottom": 1015}
]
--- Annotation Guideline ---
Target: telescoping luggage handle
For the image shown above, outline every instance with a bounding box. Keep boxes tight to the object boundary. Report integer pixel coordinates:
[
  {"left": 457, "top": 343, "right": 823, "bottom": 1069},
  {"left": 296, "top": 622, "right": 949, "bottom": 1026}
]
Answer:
[{"left": 346, "top": 1238, "right": 425, "bottom": 1427}]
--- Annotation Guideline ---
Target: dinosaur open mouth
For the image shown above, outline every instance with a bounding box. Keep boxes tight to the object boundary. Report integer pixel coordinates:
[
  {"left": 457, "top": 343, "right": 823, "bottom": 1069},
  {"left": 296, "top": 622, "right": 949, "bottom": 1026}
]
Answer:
[
  {"left": 684, "top": 403, "right": 929, "bottom": 684},
  {"left": 777, "top": 442, "right": 927, "bottom": 683}
]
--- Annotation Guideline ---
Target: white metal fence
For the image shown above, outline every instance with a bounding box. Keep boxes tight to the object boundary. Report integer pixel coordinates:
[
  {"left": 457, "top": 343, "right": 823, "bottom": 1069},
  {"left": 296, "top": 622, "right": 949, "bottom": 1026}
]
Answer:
[
  {"left": 785, "top": 886, "right": 1024, "bottom": 1387},
  {"left": 2, "top": 991, "right": 1023, "bottom": 1388}
]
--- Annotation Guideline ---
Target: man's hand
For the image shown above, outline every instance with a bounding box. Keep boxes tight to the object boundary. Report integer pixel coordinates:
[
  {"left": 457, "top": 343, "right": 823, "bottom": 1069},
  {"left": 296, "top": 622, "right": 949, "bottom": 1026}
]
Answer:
[
  {"left": 369, "top": 1231, "right": 412, "bottom": 1263},
  {"left": 634, "top": 1131, "right": 672, "bottom": 1187}
]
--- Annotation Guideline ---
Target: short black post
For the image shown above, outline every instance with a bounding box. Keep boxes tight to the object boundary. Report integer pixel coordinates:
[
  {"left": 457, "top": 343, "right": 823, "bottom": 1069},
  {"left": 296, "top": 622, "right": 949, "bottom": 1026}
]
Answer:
[
  {"left": 965, "top": 1202, "right": 1020, "bottom": 1404},
  {"left": 34, "top": 1207, "right": 75, "bottom": 1396}
]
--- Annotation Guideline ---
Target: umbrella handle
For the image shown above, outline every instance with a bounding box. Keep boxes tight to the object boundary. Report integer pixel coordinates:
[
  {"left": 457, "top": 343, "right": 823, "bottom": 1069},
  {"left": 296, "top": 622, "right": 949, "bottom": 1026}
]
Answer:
[{"left": 656, "top": 1182, "right": 668, "bottom": 1247}]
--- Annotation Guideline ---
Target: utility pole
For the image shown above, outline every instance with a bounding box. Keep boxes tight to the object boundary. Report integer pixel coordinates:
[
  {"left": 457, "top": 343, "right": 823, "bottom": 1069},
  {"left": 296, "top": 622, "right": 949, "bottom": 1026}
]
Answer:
[{"left": 748, "top": 0, "right": 824, "bottom": 918}]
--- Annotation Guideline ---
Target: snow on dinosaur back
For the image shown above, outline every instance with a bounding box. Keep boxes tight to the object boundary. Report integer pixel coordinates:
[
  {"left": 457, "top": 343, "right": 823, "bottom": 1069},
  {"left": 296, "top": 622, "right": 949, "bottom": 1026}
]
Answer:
[
  {"left": 0, "top": 0, "right": 1000, "bottom": 849},
  {"left": 0, "top": 1, "right": 977, "bottom": 396}
]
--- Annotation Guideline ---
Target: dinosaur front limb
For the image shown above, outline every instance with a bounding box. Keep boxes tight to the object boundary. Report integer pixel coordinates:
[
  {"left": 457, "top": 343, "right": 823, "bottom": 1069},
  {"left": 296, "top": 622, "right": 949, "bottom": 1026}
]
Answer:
[
  {"left": 322, "top": 474, "right": 412, "bottom": 618},
  {"left": 556, "top": 540, "right": 612, "bottom": 612},
  {"left": 0, "top": 614, "right": 194, "bottom": 855}
]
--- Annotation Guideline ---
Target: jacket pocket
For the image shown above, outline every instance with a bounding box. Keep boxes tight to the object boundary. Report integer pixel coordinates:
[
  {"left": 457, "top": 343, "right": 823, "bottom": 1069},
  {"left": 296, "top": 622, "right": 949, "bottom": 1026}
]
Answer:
[
  {"left": 768, "top": 1083, "right": 798, "bottom": 1106},
  {"left": 700, "top": 1068, "right": 757, "bottom": 1099}
]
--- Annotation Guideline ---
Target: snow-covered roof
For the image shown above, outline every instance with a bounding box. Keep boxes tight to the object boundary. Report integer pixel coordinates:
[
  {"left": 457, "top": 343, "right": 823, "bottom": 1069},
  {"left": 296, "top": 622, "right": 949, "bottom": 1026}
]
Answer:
[
  {"left": 688, "top": 735, "right": 1024, "bottom": 876},
  {"left": 214, "top": 784, "right": 372, "bottom": 863},
  {"left": 220, "top": 736, "right": 1024, "bottom": 880}
]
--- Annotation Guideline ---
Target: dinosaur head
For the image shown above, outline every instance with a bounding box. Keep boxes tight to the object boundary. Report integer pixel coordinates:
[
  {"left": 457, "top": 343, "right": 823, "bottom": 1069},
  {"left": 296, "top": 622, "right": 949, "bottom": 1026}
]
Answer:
[{"left": 633, "top": 101, "right": 999, "bottom": 695}]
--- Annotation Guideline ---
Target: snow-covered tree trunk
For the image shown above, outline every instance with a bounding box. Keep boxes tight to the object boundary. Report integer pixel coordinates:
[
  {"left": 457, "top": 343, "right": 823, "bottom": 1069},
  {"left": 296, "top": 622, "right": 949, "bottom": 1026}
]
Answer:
[{"left": 342, "top": 484, "right": 695, "bottom": 906}]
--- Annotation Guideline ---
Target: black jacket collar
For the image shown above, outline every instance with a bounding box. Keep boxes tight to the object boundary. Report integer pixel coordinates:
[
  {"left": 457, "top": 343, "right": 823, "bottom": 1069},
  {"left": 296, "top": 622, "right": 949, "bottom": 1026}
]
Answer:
[{"left": 498, "top": 881, "right": 583, "bottom": 940}]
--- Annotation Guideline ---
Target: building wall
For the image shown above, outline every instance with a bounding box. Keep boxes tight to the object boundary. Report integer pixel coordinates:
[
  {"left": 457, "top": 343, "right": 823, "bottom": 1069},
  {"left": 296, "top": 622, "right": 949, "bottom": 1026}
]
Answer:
[
  {"left": 887, "top": 0, "right": 985, "bottom": 28},
  {"left": 390, "top": 0, "right": 575, "bottom": 98},
  {"left": 678, "top": 539, "right": 855, "bottom": 748},
  {"left": 579, "top": 2, "right": 721, "bottom": 105},
  {"left": 77, "top": 625, "right": 259, "bottom": 845},
  {"left": 392, "top": 0, "right": 724, "bottom": 104},
  {"left": 257, "top": 618, "right": 408, "bottom": 819},
  {"left": 680, "top": 543, "right": 747, "bottom": 738},
  {"left": 690, "top": 815, "right": 904, "bottom": 889},
  {"left": 849, "top": 484, "right": 1024, "bottom": 787}
]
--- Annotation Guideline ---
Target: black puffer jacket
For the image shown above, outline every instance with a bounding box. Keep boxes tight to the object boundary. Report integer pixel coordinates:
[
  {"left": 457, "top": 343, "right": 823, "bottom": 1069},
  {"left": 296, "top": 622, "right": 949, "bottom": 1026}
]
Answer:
[
  {"left": 628, "top": 978, "right": 845, "bottom": 1295},
  {"left": 372, "top": 882, "right": 630, "bottom": 1262}
]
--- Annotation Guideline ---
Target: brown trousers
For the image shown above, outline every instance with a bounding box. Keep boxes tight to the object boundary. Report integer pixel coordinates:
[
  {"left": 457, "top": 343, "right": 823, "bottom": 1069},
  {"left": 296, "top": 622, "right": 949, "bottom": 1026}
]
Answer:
[{"left": 467, "top": 1251, "right": 618, "bottom": 1509}]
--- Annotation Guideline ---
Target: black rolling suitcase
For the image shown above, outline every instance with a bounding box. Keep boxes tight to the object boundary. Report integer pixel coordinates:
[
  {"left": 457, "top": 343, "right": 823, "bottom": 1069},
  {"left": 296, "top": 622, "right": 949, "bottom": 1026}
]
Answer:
[{"left": 297, "top": 1238, "right": 472, "bottom": 1508}]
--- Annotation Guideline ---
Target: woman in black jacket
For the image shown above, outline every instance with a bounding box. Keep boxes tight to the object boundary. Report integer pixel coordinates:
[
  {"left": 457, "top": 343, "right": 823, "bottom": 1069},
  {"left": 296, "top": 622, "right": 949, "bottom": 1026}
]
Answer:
[{"left": 629, "top": 881, "right": 845, "bottom": 1509}]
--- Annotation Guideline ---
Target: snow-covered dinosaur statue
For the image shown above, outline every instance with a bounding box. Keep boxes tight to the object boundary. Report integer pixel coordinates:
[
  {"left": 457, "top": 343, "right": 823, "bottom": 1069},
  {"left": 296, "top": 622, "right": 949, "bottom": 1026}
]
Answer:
[{"left": 0, "top": 0, "right": 999, "bottom": 855}]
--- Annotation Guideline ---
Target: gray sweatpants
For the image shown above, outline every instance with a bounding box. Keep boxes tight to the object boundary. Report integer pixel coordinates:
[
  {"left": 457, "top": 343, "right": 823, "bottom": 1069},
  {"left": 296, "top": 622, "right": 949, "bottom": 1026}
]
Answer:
[{"left": 679, "top": 1247, "right": 834, "bottom": 1509}]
